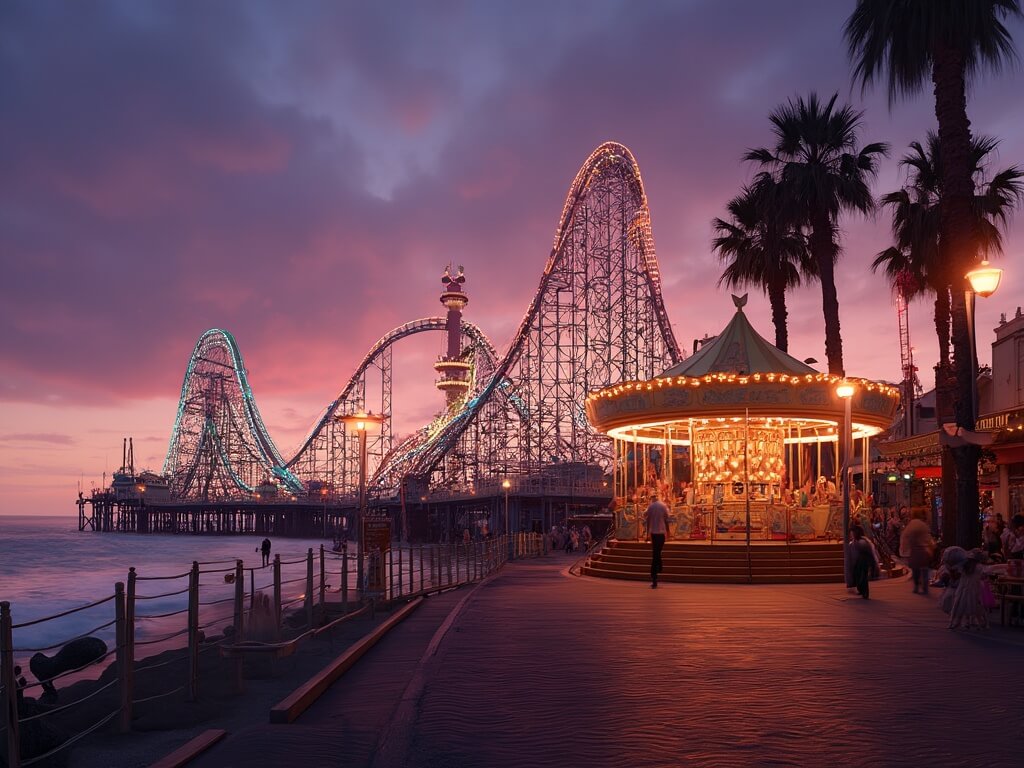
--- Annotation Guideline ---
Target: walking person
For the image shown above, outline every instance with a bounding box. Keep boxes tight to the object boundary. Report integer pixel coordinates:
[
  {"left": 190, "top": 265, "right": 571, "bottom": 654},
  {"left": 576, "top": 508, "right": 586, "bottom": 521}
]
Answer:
[
  {"left": 849, "top": 525, "right": 878, "bottom": 600},
  {"left": 645, "top": 493, "right": 670, "bottom": 589},
  {"left": 899, "top": 510, "right": 935, "bottom": 595}
]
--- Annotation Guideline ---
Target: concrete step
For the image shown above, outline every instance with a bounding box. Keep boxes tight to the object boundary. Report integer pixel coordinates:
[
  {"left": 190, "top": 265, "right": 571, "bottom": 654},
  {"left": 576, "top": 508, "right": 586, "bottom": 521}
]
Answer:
[
  {"left": 580, "top": 564, "right": 843, "bottom": 584},
  {"left": 583, "top": 541, "right": 845, "bottom": 584}
]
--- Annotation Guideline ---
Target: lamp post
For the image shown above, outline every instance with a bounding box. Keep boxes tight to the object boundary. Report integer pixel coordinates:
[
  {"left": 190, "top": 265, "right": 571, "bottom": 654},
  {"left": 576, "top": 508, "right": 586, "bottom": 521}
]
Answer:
[
  {"left": 957, "top": 260, "right": 1002, "bottom": 547},
  {"left": 502, "top": 479, "right": 511, "bottom": 557},
  {"left": 965, "top": 260, "right": 1002, "bottom": 427},
  {"left": 335, "top": 411, "right": 386, "bottom": 596},
  {"left": 836, "top": 381, "right": 856, "bottom": 588}
]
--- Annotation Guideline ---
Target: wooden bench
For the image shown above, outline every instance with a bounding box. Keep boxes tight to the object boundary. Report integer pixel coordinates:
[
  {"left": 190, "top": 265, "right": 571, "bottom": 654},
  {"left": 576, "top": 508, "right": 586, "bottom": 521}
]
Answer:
[{"left": 150, "top": 729, "right": 226, "bottom": 768}]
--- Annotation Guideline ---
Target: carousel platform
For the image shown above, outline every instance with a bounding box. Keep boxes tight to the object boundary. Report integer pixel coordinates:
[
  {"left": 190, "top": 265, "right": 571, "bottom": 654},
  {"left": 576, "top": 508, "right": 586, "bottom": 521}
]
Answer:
[{"left": 580, "top": 539, "right": 844, "bottom": 584}]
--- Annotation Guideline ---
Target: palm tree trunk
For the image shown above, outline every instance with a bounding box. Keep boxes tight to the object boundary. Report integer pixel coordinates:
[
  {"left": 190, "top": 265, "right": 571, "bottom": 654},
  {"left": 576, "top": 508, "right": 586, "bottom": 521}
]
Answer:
[
  {"left": 933, "top": 45, "right": 981, "bottom": 548},
  {"left": 767, "top": 278, "right": 789, "bottom": 352},
  {"left": 810, "top": 216, "right": 844, "bottom": 375},
  {"left": 933, "top": 286, "right": 950, "bottom": 370}
]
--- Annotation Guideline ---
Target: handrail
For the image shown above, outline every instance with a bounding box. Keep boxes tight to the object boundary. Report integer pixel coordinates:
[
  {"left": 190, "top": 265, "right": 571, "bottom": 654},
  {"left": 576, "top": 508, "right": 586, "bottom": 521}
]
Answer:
[{"left": 569, "top": 525, "right": 616, "bottom": 577}]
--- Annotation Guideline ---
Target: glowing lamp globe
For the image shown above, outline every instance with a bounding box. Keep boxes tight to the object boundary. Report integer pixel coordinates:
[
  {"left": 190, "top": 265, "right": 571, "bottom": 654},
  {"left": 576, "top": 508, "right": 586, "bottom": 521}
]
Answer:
[
  {"left": 336, "top": 411, "right": 386, "bottom": 433},
  {"left": 966, "top": 260, "right": 1002, "bottom": 298},
  {"left": 835, "top": 381, "right": 856, "bottom": 399}
]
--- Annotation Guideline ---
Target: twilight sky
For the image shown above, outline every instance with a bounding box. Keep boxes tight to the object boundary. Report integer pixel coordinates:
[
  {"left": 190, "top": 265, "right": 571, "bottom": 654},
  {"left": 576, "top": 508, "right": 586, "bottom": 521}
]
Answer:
[{"left": 2, "top": 0, "right": 1023, "bottom": 515}]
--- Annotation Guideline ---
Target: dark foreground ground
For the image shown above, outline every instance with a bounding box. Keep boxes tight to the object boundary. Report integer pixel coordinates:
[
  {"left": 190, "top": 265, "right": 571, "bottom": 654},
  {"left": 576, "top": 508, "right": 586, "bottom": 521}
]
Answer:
[{"left": 176, "top": 558, "right": 1024, "bottom": 768}]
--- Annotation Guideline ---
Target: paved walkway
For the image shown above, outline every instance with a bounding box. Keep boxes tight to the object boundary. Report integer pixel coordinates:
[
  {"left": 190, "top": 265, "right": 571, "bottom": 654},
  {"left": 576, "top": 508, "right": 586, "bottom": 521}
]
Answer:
[{"left": 194, "top": 557, "right": 1023, "bottom": 768}]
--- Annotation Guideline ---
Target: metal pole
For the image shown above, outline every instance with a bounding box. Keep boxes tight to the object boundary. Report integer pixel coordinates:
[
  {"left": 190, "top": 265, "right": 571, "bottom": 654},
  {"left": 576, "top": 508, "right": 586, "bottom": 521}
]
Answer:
[
  {"left": 744, "top": 408, "right": 752, "bottom": 582},
  {"left": 1, "top": 601, "right": 20, "bottom": 768},
  {"left": 187, "top": 562, "right": 199, "bottom": 701},
  {"left": 357, "top": 427, "right": 367, "bottom": 601},
  {"left": 843, "top": 397, "right": 853, "bottom": 587},
  {"left": 967, "top": 289, "right": 978, "bottom": 427}
]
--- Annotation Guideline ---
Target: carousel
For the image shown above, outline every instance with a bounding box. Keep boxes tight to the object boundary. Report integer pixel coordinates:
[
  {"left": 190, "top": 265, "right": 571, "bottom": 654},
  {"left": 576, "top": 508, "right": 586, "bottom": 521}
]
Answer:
[{"left": 585, "top": 295, "right": 899, "bottom": 562}]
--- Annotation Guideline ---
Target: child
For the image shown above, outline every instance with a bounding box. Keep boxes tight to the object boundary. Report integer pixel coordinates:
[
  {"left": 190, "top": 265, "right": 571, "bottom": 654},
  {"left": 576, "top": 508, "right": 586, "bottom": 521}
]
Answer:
[{"left": 948, "top": 556, "right": 989, "bottom": 630}]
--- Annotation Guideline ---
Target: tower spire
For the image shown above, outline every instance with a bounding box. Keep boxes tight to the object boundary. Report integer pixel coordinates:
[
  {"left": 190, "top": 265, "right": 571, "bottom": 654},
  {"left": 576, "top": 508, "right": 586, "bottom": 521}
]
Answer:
[{"left": 434, "top": 264, "right": 471, "bottom": 406}]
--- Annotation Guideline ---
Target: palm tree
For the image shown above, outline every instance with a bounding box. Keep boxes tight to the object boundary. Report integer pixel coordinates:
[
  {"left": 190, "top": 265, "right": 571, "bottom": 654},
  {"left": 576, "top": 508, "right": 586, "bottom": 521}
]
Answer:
[
  {"left": 745, "top": 93, "right": 888, "bottom": 375},
  {"left": 873, "top": 133, "right": 1023, "bottom": 370},
  {"left": 845, "top": 0, "right": 1021, "bottom": 547},
  {"left": 712, "top": 178, "right": 813, "bottom": 352}
]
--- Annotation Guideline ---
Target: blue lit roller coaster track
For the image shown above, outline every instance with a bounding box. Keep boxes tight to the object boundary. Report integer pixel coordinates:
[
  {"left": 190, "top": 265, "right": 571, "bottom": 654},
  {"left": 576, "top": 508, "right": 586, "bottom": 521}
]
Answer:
[
  {"left": 164, "top": 141, "right": 682, "bottom": 499},
  {"left": 284, "top": 316, "right": 501, "bottom": 470}
]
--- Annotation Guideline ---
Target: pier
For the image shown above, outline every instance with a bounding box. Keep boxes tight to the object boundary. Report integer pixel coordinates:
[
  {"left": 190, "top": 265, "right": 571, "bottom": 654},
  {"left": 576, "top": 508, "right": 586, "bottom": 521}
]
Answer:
[
  {"left": 76, "top": 494, "right": 355, "bottom": 537},
  {"left": 76, "top": 475, "right": 613, "bottom": 540}
]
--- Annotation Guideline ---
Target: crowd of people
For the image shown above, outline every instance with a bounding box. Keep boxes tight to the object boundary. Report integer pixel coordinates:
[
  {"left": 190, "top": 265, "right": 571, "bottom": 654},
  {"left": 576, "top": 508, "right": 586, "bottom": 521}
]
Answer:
[{"left": 548, "top": 524, "right": 593, "bottom": 554}]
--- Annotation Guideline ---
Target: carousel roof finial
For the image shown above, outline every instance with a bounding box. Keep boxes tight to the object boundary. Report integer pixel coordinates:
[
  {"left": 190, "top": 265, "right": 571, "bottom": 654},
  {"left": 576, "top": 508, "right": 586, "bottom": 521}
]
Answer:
[{"left": 732, "top": 293, "right": 748, "bottom": 311}]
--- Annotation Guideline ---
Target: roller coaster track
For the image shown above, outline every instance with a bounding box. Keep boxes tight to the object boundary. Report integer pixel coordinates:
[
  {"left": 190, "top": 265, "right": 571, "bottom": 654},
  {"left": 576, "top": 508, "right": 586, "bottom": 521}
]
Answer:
[
  {"left": 370, "top": 142, "right": 682, "bottom": 491},
  {"left": 163, "top": 141, "right": 683, "bottom": 501}
]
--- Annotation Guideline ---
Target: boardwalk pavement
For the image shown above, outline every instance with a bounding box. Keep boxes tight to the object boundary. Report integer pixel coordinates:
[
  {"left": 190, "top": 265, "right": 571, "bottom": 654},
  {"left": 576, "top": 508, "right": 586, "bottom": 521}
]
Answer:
[{"left": 191, "top": 557, "right": 1024, "bottom": 768}]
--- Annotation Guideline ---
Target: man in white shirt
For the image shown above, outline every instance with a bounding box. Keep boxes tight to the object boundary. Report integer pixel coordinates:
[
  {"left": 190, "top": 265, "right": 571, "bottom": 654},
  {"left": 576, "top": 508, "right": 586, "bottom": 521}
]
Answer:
[{"left": 645, "top": 494, "right": 671, "bottom": 589}]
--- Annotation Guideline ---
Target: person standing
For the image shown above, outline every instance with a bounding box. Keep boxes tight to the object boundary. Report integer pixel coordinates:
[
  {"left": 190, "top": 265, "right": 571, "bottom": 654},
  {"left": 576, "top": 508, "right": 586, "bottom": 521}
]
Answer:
[
  {"left": 850, "top": 525, "right": 877, "bottom": 599},
  {"left": 899, "top": 510, "right": 935, "bottom": 595},
  {"left": 645, "top": 494, "right": 670, "bottom": 589},
  {"left": 260, "top": 537, "right": 272, "bottom": 567},
  {"left": 1001, "top": 514, "right": 1024, "bottom": 560}
]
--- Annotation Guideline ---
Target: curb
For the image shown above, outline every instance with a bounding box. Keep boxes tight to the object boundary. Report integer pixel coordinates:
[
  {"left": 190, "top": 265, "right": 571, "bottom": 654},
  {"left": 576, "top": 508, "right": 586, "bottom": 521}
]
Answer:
[
  {"left": 149, "top": 728, "right": 226, "bottom": 768},
  {"left": 269, "top": 597, "right": 424, "bottom": 724},
  {"left": 371, "top": 571, "right": 500, "bottom": 767}
]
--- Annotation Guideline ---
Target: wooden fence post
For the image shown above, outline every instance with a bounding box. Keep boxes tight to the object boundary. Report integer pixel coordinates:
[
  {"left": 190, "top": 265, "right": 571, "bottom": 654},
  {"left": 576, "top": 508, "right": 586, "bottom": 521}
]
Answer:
[
  {"left": 233, "top": 560, "right": 245, "bottom": 640},
  {"left": 304, "top": 549, "right": 314, "bottom": 629},
  {"left": 387, "top": 547, "right": 393, "bottom": 600},
  {"left": 272, "top": 554, "right": 282, "bottom": 642},
  {"left": 397, "top": 545, "right": 403, "bottom": 598},
  {"left": 231, "top": 559, "right": 245, "bottom": 694},
  {"left": 1, "top": 601, "right": 21, "bottom": 768},
  {"left": 123, "top": 568, "right": 136, "bottom": 730},
  {"left": 187, "top": 561, "right": 199, "bottom": 701},
  {"left": 341, "top": 548, "right": 349, "bottom": 614},
  {"left": 115, "top": 581, "right": 129, "bottom": 733},
  {"left": 356, "top": 539, "right": 365, "bottom": 603}
]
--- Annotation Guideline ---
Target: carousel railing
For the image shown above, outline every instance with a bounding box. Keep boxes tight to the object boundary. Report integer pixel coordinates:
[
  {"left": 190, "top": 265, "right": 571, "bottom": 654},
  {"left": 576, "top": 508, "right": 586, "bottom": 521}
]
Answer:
[{"left": 613, "top": 499, "right": 845, "bottom": 543}]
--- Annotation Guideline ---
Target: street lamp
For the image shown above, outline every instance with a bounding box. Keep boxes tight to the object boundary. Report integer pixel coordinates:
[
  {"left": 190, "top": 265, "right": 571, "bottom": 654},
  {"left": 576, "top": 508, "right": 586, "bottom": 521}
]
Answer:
[
  {"left": 502, "top": 479, "right": 511, "bottom": 553},
  {"left": 965, "top": 260, "right": 1003, "bottom": 421},
  {"left": 836, "top": 381, "right": 856, "bottom": 588},
  {"left": 958, "top": 259, "right": 1002, "bottom": 547},
  {"left": 335, "top": 411, "right": 386, "bottom": 593}
]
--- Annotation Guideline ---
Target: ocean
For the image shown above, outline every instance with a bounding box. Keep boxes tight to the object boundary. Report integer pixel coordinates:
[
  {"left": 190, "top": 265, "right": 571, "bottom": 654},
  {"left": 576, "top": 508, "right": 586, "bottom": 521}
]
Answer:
[{"left": 0, "top": 516, "right": 339, "bottom": 671}]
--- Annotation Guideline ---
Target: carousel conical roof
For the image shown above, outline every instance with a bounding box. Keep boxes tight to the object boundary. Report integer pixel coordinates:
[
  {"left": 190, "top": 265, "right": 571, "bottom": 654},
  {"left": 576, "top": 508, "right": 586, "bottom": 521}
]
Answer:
[{"left": 662, "top": 294, "right": 817, "bottom": 377}]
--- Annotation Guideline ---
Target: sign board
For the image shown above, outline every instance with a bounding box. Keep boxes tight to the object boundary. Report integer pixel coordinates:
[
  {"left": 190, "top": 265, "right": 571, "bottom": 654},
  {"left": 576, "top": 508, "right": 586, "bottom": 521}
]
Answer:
[{"left": 362, "top": 515, "right": 391, "bottom": 593}]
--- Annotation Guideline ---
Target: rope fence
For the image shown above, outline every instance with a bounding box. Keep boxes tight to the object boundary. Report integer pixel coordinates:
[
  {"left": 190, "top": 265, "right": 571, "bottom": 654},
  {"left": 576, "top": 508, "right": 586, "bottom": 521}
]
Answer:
[{"left": 1, "top": 534, "right": 543, "bottom": 766}]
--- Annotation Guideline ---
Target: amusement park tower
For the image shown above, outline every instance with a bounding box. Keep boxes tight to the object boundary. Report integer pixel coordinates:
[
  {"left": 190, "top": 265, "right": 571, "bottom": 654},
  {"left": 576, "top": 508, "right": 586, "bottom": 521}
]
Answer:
[{"left": 434, "top": 265, "right": 471, "bottom": 406}]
